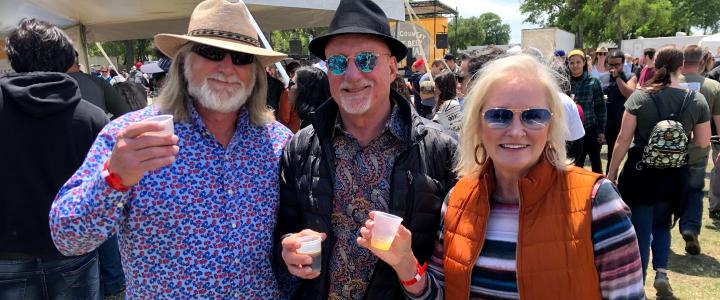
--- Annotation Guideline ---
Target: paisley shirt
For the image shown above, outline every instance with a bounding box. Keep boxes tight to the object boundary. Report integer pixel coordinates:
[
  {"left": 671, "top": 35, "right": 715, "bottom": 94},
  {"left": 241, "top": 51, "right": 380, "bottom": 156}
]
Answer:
[
  {"left": 328, "top": 104, "right": 409, "bottom": 300},
  {"left": 50, "top": 103, "right": 292, "bottom": 299}
]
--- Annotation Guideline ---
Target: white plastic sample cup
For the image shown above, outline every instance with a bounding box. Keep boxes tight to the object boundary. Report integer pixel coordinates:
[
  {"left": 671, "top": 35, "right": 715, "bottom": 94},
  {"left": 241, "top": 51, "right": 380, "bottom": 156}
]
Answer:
[
  {"left": 371, "top": 211, "right": 403, "bottom": 250},
  {"left": 144, "top": 115, "right": 174, "bottom": 135},
  {"left": 296, "top": 235, "right": 322, "bottom": 272}
]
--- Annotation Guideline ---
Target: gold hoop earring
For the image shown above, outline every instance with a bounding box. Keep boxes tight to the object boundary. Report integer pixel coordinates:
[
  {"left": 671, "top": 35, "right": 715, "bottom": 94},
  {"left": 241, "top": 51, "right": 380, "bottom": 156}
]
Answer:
[{"left": 474, "top": 144, "right": 486, "bottom": 165}]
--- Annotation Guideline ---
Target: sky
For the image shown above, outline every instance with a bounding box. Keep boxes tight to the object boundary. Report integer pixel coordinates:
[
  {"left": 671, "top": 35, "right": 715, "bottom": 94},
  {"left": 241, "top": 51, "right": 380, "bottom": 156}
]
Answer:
[{"left": 440, "top": 0, "right": 533, "bottom": 44}]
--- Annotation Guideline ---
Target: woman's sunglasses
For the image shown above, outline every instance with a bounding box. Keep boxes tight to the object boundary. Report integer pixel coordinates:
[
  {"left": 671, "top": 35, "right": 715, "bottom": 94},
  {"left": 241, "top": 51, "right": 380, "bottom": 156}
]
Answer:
[
  {"left": 483, "top": 108, "right": 552, "bottom": 129},
  {"left": 191, "top": 44, "right": 255, "bottom": 65},
  {"left": 327, "top": 51, "right": 391, "bottom": 75}
]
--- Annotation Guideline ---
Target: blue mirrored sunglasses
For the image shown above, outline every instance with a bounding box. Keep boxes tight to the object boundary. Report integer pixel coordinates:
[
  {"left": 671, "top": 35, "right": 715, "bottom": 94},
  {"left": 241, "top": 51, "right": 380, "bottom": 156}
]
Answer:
[
  {"left": 327, "top": 51, "right": 391, "bottom": 75},
  {"left": 483, "top": 108, "right": 552, "bottom": 129}
]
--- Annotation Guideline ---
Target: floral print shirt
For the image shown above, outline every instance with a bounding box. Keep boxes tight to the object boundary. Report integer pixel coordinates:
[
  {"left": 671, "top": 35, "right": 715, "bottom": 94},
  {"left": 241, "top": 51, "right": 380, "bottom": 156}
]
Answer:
[
  {"left": 328, "top": 104, "right": 409, "bottom": 300},
  {"left": 50, "top": 103, "right": 292, "bottom": 299}
]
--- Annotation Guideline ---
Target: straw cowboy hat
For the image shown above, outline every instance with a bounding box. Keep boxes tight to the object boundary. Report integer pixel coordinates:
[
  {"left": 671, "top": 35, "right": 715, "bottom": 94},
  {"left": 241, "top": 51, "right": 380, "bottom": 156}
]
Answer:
[{"left": 155, "top": 0, "right": 286, "bottom": 66}]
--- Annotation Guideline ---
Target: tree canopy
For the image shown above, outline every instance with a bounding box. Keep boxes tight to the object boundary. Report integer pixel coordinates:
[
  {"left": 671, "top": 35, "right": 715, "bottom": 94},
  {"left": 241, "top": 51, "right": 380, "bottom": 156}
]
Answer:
[
  {"left": 448, "top": 13, "right": 511, "bottom": 52},
  {"left": 520, "top": 0, "right": 720, "bottom": 48}
]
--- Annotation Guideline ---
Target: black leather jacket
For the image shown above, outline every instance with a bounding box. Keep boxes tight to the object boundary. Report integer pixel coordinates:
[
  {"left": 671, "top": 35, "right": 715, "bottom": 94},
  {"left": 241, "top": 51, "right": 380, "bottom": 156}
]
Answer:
[{"left": 275, "top": 90, "right": 457, "bottom": 299}]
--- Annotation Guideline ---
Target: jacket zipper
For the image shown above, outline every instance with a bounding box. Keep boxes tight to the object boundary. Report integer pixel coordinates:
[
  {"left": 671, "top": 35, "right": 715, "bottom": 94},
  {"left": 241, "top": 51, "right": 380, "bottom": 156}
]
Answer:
[{"left": 465, "top": 177, "right": 490, "bottom": 300}]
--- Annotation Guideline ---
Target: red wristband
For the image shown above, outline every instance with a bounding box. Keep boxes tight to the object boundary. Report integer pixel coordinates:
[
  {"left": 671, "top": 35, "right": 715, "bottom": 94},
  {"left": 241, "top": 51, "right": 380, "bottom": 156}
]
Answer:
[
  {"left": 102, "top": 160, "right": 130, "bottom": 192},
  {"left": 399, "top": 261, "right": 428, "bottom": 286}
]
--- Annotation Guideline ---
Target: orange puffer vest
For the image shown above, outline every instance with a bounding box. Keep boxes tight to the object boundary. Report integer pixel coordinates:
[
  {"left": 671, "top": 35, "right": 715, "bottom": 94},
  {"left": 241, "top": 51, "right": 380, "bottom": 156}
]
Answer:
[{"left": 443, "top": 157, "right": 603, "bottom": 299}]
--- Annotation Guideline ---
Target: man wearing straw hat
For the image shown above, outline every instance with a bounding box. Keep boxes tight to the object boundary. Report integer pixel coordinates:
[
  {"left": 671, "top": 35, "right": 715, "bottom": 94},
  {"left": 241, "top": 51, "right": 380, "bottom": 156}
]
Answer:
[
  {"left": 275, "top": 0, "right": 457, "bottom": 299},
  {"left": 49, "top": 0, "right": 292, "bottom": 298}
]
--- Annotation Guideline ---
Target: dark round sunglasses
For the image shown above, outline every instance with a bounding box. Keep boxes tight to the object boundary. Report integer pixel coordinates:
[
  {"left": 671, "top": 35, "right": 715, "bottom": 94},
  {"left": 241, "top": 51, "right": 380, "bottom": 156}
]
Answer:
[
  {"left": 483, "top": 107, "right": 552, "bottom": 129},
  {"left": 191, "top": 44, "right": 255, "bottom": 65},
  {"left": 327, "top": 51, "right": 391, "bottom": 75}
]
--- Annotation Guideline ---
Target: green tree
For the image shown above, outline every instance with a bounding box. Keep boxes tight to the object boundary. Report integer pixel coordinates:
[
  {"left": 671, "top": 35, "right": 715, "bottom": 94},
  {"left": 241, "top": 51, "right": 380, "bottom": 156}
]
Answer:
[
  {"left": 448, "top": 16, "right": 486, "bottom": 51},
  {"left": 520, "top": 0, "right": 714, "bottom": 47},
  {"left": 478, "top": 13, "right": 512, "bottom": 45}
]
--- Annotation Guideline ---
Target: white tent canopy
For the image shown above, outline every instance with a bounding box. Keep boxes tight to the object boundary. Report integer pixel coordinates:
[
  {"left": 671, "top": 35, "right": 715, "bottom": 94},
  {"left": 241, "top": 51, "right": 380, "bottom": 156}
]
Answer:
[
  {"left": 699, "top": 33, "right": 720, "bottom": 56},
  {"left": 0, "top": 0, "right": 405, "bottom": 41}
]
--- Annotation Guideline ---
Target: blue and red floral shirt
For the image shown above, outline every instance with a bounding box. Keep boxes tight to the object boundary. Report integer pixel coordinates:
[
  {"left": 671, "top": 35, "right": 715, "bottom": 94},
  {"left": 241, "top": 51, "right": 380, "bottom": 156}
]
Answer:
[{"left": 50, "top": 103, "right": 292, "bottom": 299}]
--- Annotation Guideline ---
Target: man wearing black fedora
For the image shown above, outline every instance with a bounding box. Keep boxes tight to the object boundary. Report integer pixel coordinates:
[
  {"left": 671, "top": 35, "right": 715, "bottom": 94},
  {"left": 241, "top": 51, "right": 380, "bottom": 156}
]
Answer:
[{"left": 275, "top": 0, "right": 457, "bottom": 299}]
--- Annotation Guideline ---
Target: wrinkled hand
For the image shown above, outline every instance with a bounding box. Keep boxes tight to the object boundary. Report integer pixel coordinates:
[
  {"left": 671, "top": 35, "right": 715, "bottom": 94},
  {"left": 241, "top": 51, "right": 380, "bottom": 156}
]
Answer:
[
  {"left": 281, "top": 229, "right": 327, "bottom": 279},
  {"left": 356, "top": 211, "right": 414, "bottom": 268},
  {"left": 598, "top": 133, "right": 606, "bottom": 145},
  {"left": 108, "top": 121, "right": 179, "bottom": 186}
]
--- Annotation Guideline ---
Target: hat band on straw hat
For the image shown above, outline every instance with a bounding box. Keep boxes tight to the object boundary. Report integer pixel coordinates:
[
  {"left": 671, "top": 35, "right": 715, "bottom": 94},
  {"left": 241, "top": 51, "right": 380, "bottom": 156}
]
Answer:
[{"left": 189, "top": 29, "right": 261, "bottom": 47}]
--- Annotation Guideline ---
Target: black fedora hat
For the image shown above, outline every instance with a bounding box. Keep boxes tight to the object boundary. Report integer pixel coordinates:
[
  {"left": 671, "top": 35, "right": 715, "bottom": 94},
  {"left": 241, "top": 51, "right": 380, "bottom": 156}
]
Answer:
[{"left": 308, "top": 0, "right": 408, "bottom": 61}]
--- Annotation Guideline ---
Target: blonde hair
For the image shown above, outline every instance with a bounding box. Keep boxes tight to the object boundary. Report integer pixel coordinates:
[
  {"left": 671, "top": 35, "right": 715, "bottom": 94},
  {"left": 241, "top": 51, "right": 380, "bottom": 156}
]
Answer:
[
  {"left": 456, "top": 54, "right": 570, "bottom": 177},
  {"left": 156, "top": 43, "right": 275, "bottom": 126}
]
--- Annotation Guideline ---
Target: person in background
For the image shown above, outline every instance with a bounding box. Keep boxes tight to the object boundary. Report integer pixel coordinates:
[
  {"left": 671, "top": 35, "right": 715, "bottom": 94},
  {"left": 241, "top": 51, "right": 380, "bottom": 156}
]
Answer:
[
  {"left": 359, "top": 54, "right": 644, "bottom": 299},
  {"left": 567, "top": 49, "right": 606, "bottom": 173},
  {"left": 289, "top": 66, "right": 331, "bottom": 129},
  {"left": 1, "top": 18, "right": 109, "bottom": 299},
  {"left": 548, "top": 58, "right": 586, "bottom": 163},
  {"left": 553, "top": 49, "right": 567, "bottom": 65},
  {"left": 67, "top": 51, "right": 132, "bottom": 120},
  {"left": 432, "top": 71, "right": 462, "bottom": 133},
  {"left": 591, "top": 47, "right": 609, "bottom": 86},
  {"left": 49, "top": 0, "right": 292, "bottom": 297},
  {"left": 443, "top": 53, "right": 460, "bottom": 74},
  {"left": 98, "top": 66, "right": 112, "bottom": 84},
  {"left": 391, "top": 76, "right": 412, "bottom": 104},
  {"left": 418, "top": 80, "right": 436, "bottom": 118},
  {"left": 113, "top": 81, "right": 149, "bottom": 111},
  {"left": 607, "top": 46, "right": 710, "bottom": 299},
  {"left": 638, "top": 48, "right": 657, "bottom": 87},
  {"left": 109, "top": 68, "right": 126, "bottom": 85},
  {"left": 285, "top": 60, "right": 302, "bottom": 80},
  {"left": 604, "top": 50, "right": 637, "bottom": 173},
  {"left": 410, "top": 58, "right": 426, "bottom": 110},
  {"left": 276, "top": 1, "right": 457, "bottom": 298},
  {"left": 678, "top": 45, "right": 720, "bottom": 255}
]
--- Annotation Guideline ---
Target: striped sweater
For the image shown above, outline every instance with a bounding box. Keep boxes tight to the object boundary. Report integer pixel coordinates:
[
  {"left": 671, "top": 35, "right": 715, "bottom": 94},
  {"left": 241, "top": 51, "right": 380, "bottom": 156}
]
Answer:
[{"left": 409, "top": 179, "right": 645, "bottom": 300}]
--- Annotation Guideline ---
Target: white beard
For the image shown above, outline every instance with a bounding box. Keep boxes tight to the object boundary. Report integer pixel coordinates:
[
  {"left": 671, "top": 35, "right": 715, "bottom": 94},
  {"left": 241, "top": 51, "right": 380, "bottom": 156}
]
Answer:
[
  {"left": 184, "top": 56, "right": 255, "bottom": 113},
  {"left": 338, "top": 80, "right": 372, "bottom": 115}
]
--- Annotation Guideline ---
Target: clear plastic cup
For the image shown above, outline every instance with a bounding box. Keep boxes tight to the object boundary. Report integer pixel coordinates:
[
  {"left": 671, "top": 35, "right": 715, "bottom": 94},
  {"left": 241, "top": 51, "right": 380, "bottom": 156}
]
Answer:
[
  {"left": 371, "top": 211, "right": 403, "bottom": 250},
  {"left": 144, "top": 115, "right": 174, "bottom": 135},
  {"left": 296, "top": 235, "right": 322, "bottom": 272}
]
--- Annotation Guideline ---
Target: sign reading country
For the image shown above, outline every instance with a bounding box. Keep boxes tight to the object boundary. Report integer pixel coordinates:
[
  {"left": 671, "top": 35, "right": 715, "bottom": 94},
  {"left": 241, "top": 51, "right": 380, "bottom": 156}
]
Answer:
[{"left": 394, "top": 21, "right": 431, "bottom": 60}]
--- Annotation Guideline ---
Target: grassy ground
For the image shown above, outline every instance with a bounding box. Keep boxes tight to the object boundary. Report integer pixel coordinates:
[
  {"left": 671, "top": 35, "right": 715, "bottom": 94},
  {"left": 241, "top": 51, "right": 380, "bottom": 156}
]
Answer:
[{"left": 585, "top": 147, "right": 720, "bottom": 299}]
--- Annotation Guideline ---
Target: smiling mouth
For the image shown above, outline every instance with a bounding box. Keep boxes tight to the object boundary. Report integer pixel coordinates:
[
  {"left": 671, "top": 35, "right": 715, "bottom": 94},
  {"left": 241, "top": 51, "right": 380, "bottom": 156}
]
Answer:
[
  {"left": 500, "top": 144, "right": 529, "bottom": 149},
  {"left": 342, "top": 85, "right": 370, "bottom": 93}
]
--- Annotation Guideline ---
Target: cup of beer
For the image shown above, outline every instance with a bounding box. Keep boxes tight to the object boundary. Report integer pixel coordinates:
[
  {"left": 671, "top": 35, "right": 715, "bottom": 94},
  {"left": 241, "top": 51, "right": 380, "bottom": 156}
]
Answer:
[
  {"left": 296, "top": 235, "right": 322, "bottom": 272},
  {"left": 371, "top": 211, "right": 403, "bottom": 251},
  {"left": 144, "top": 115, "right": 174, "bottom": 135}
]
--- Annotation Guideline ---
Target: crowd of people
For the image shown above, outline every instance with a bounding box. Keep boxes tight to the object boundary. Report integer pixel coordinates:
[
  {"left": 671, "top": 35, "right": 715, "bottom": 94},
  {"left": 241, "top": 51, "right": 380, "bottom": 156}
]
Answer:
[{"left": 2, "top": 0, "right": 720, "bottom": 299}]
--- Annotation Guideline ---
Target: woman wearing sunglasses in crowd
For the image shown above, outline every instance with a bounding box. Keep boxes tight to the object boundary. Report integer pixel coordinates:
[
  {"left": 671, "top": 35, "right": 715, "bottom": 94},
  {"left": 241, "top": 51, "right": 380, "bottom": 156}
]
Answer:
[
  {"left": 357, "top": 55, "right": 645, "bottom": 299},
  {"left": 606, "top": 46, "right": 710, "bottom": 299}
]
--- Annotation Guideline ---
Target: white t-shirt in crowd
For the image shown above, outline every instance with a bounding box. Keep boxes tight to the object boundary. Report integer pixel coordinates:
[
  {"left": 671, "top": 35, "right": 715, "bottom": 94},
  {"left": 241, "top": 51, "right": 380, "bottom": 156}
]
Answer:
[
  {"left": 560, "top": 92, "right": 585, "bottom": 141},
  {"left": 433, "top": 99, "right": 463, "bottom": 133}
]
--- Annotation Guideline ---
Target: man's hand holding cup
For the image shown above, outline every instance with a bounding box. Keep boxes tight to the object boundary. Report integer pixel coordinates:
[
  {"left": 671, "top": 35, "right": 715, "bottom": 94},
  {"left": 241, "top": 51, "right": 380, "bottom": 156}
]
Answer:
[
  {"left": 281, "top": 229, "right": 326, "bottom": 279},
  {"left": 108, "top": 115, "right": 179, "bottom": 187}
]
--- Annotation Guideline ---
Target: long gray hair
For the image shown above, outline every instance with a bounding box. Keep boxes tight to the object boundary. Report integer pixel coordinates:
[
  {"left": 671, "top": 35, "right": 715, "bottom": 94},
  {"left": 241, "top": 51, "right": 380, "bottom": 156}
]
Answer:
[{"left": 156, "top": 43, "right": 274, "bottom": 126}]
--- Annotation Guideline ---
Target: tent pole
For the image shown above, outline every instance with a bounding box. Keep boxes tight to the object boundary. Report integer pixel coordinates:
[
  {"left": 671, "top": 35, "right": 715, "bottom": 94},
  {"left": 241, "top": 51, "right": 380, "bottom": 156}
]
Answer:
[
  {"left": 244, "top": 5, "right": 289, "bottom": 86},
  {"left": 79, "top": 24, "right": 90, "bottom": 72}
]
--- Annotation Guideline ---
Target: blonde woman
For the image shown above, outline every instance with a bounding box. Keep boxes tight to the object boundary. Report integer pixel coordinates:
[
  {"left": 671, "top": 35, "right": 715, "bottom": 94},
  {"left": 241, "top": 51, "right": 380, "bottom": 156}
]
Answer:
[{"left": 357, "top": 55, "right": 645, "bottom": 299}]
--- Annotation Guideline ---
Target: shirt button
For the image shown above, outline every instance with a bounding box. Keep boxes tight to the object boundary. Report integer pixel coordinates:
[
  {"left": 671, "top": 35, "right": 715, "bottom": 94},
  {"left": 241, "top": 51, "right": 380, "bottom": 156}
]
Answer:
[
  {"left": 231, "top": 223, "right": 237, "bottom": 228},
  {"left": 227, "top": 189, "right": 234, "bottom": 196},
  {"left": 115, "top": 202, "right": 124, "bottom": 209},
  {"left": 234, "top": 258, "right": 240, "bottom": 264},
  {"left": 234, "top": 292, "right": 240, "bottom": 298}
]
